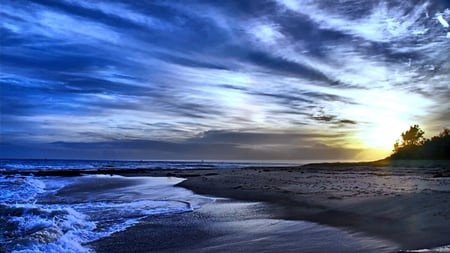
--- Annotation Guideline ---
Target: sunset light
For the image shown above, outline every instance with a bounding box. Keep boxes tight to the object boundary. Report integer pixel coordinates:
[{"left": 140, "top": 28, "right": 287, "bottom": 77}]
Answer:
[
  {"left": 1, "top": 1, "right": 449, "bottom": 253},
  {"left": 1, "top": 0, "right": 449, "bottom": 161}
]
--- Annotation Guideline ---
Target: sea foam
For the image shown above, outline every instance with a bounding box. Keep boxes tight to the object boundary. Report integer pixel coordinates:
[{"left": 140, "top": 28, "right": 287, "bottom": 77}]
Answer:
[{"left": 0, "top": 175, "right": 207, "bottom": 253}]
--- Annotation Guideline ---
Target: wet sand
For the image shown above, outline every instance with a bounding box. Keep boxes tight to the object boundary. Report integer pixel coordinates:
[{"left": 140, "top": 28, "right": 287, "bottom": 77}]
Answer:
[
  {"left": 88, "top": 165, "right": 449, "bottom": 252},
  {"left": 91, "top": 199, "right": 398, "bottom": 253}
]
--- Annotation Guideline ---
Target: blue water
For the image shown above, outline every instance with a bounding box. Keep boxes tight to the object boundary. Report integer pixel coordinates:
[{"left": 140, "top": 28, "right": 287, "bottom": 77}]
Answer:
[
  {"left": 0, "top": 174, "right": 212, "bottom": 253},
  {"left": 0, "top": 159, "right": 299, "bottom": 172},
  {"left": 0, "top": 159, "right": 402, "bottom": 253},
  {"left": 1, "top": 159, "right": 287, "bottom": 252}
]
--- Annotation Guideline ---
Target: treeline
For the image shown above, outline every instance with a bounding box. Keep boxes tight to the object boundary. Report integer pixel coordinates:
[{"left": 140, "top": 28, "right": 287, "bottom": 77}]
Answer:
[{"left": 390, "top": 125, "right": 450, "bottom": 160}]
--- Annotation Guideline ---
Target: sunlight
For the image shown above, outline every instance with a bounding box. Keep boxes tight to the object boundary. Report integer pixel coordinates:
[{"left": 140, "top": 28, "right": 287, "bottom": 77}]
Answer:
[
  {"left": 361, "top": 121, "right": 408, "bottom": 150},
  {"left": 354, "top": 148, "right": 391, "bottom": 161},
  {"left": 335, "top": 87, "right": 434, "bottom": 155}
]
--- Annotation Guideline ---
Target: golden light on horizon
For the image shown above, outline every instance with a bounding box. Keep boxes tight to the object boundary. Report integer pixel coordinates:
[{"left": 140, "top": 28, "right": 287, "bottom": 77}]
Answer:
[
  {"left": 351, "top": 117, "right": 412, "bottom": 157},
  {"left": 336, "top": 87, "right": 434, "bottom": 157}
]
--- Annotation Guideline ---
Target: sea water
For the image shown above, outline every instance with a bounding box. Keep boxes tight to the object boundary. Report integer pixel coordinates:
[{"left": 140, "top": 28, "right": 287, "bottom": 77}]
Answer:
[
  {"left": 1, "top": 159, "right": 296, "bottom": 253},
  {"left": 0, "top": 159, "right": 415, "bottom": 253},
  {"left": 0, "top": 159, "right": 297, "bottom": 172},
  {"left": 0, "top": 173, "right": 212, "bottom": 253}
]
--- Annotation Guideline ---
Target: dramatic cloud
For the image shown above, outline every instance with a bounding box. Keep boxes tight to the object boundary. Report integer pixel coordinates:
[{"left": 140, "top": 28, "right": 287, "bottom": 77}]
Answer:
[{"left": 1, "top": 0, "right": 449, "bottom": 160}]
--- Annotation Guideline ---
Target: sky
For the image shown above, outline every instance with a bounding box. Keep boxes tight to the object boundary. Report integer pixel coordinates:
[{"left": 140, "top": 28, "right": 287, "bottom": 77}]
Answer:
[{"left": 1, "top": 0, "right": 449, "bottom": 161}]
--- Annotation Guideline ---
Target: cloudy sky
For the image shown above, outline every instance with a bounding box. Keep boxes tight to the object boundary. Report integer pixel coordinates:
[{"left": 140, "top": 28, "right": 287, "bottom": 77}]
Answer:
[{"left": 1, "top": 0, "right": 449, "bottom": 160}]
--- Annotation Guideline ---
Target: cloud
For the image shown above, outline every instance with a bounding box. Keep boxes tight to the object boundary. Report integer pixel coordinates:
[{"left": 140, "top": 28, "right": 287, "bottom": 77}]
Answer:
[
  {"left": 60, "top": 0, "right": 172, "bottom": 31},
  {"left": 339, "top": 120, "right": 357, "bottom": 125},
  {"left": 276, "top": 0, "right": 430, "bottom": 43},
  {"left": 0, "top": 131, "right": 362, "bottom": 160},
  {"left": 189, "top": 130, "right": 346, "bottom": 145},
  {"left": 1, "top": 0, "right": 449, "bottom": 160}
]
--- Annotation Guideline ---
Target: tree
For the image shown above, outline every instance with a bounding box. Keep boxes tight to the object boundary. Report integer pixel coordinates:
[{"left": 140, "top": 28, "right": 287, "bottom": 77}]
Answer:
[
  {"left": 391, "top": 125, "right": 450, "bottom": 160},
  {"left": 393, "top": 124, "right": 425, "bottom": 153},
  {"left": 400, "top": 124, "right": 425, "bottom": 147},
  {"left": 438, "top": 128, "right": 450, "bottom": 138}
]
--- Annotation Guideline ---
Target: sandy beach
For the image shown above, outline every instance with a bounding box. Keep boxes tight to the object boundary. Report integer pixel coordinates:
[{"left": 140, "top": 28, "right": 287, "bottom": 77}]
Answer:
[{"left": 89, "top": 165, "right": 450, "bottom": 252}]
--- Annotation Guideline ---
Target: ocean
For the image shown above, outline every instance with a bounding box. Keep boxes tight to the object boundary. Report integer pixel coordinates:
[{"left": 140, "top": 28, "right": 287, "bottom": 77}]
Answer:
[
  {"left": 0, "top": 159, "right": 299, "bottom": 172},
  {"left": 0, "top": 159, "right": 297, "bottom": 252},
  {"left": 1, "top": 159, "right": 403, "bottom": 253}
]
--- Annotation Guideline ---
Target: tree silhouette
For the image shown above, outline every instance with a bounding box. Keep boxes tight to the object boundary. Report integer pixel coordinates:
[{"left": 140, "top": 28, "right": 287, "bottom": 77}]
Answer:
[
  {"left": 391, "top": 125, "right": 450, "bottom": 160},
  {"left": 394, "top": 124, "right": 425, "bottom": 152},
  {"left": 401, "top": 124, "right": 425, "bottom": 146}
]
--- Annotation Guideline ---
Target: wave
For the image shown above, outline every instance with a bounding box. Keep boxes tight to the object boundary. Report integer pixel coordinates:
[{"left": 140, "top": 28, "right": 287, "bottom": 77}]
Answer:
[
  {"left": 0, "top": 175, "right": 209, "bottom": 253},
  {"left": 0, "top": 159, "right": 297, "bottom": 172}
]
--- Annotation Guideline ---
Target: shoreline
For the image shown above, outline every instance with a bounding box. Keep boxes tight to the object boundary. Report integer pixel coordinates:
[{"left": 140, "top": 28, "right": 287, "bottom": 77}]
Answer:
[
  {"left": 3, "top": 164, "right": 450, "bottom": 251},
  {"left": 176, "top": 166, "right": 450, "bottom": 249},
  {"left": 91, "top": 199, "right": 399, "bottom": 253},
  {"left": 122, "top": 165, "right": 449, "bottom": 251},
  {"left": 80, "top": 165, "right": 450, "bottom": 251}
]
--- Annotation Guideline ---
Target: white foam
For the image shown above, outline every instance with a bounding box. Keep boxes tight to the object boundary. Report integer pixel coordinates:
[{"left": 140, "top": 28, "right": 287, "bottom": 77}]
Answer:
[
  {"left": 2, "top": 199, "right": 193, "bottom": 252},
  {"left": 1, "top": 175, "right": 199, "bottom": 253},
  {"left": 0, "top": 175, "right": 46, "bottom": 203},
  {"left": 3, "top": 204, "right": 95, "bottom": 253}
]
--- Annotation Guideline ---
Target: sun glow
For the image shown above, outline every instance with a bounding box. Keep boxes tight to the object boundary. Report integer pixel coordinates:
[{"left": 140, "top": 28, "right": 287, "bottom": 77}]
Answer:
[
  {"left": 335, "top": 87, "right": 434, "bottom": 155},
  {"left": 360, "top": 121, "right": 409, "bottom": 150}
]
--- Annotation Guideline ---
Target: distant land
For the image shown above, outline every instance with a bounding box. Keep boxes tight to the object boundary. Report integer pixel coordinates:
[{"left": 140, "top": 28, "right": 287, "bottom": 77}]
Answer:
[{"left": 307, "top": 125, "right": 450, "bottom": 169}]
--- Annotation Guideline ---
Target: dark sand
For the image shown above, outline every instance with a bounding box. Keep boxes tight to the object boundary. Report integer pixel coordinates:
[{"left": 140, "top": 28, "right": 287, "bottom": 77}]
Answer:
[
  {"left": 88, "top": 165, "right": 450, "bottom": 252},
  {"left": 91, "top": 199, "right": 398, "bottom": 253}
]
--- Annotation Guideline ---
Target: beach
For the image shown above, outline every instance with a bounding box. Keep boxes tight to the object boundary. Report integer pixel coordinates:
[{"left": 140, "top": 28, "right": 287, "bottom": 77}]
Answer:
[
  {"left": 2, "top": 161, "right": 449, "bottom": 252},
  {"left": 90, "top": 164, "right": 450, "bottom": 252},
  {"left": 91, "top": 199, "right": 397, "bottom": 253}
]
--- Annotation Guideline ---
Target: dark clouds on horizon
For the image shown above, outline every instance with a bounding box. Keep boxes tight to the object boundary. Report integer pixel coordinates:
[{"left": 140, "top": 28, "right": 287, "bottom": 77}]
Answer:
[
  {"left": 1, "top": 0, "right": 449, "bottom": 160},
  {"left": 0, "top": 131, "right": 361, "bottom": 160}
]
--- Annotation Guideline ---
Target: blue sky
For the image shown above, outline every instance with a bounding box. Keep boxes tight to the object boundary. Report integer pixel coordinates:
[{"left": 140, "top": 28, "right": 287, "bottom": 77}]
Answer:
[{"left": 1, "top": 0, "right": 449, "bottom": 160}]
